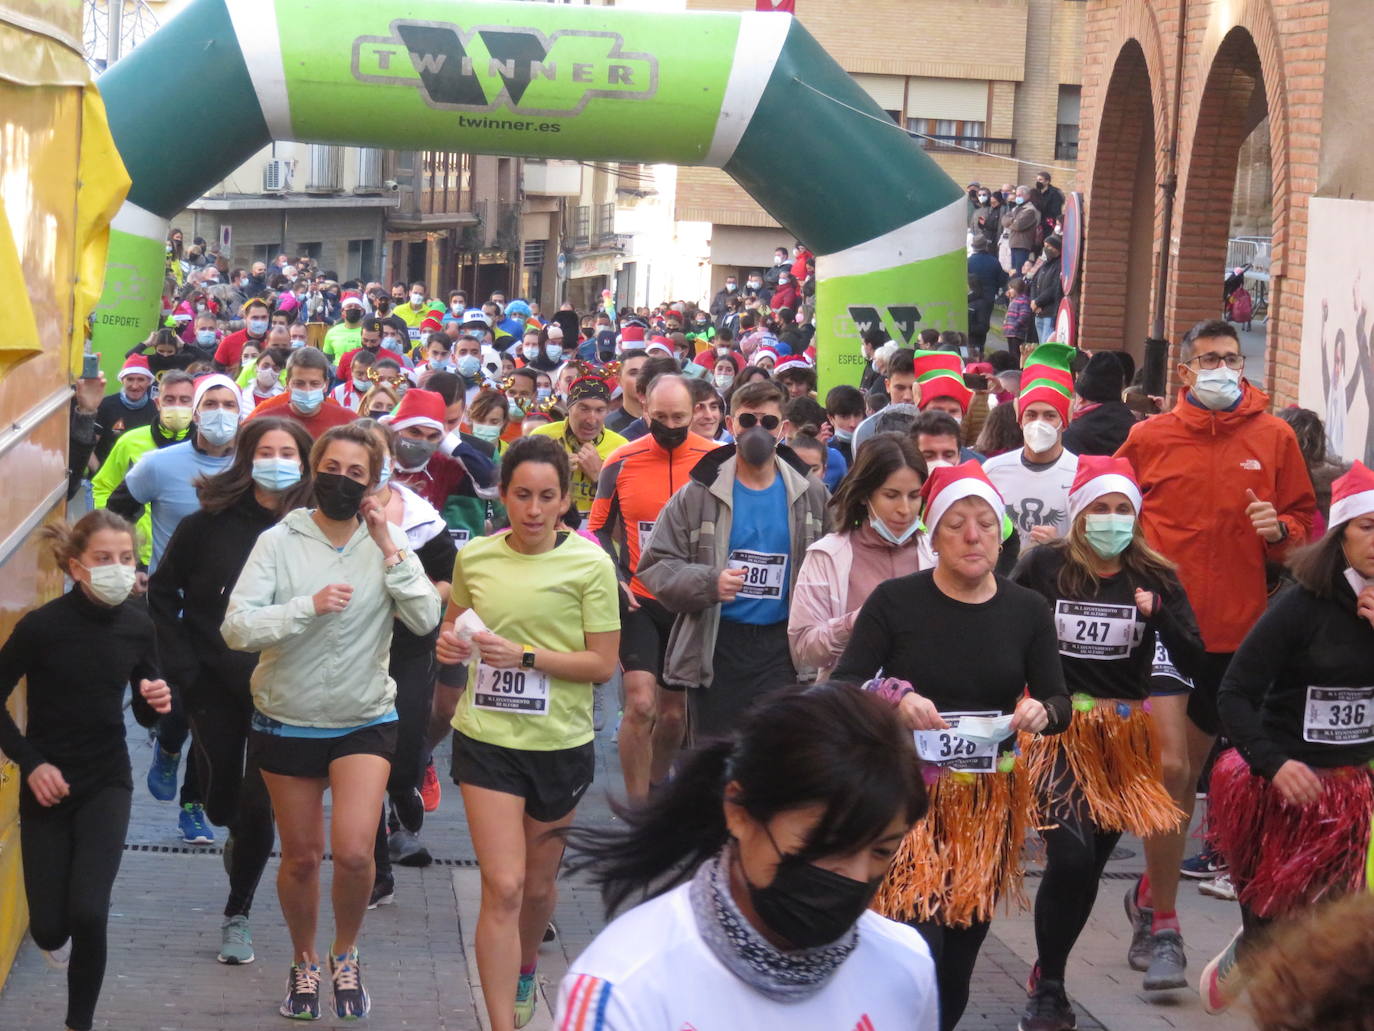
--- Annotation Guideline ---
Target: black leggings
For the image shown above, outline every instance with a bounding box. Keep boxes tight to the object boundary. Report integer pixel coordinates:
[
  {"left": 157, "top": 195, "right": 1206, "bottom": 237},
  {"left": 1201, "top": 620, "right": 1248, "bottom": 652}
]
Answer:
[
  {"left": 374, "top": 647, "right": 435, "bottom": 879},
  {"left": 911, "top": 919, "right": 992, "bottom": 1031},
  {"left": 1034, "top": 760, "right": 1122, "bottom": 982},
  {"left": 155, "top": 687, "right": 202, "bottom": 807},
  {"left": 185, "top": 670, "right": 274, "bottom": 918},
  {"left": 21, "top": 784, "right": 131, "bottom": 1031}
]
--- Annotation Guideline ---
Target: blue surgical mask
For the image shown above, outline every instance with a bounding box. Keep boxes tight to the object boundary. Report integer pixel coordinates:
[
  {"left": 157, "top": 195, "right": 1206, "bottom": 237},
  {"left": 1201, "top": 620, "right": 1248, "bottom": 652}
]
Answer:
[
  {"left": 196, "top": 329, "right": 217, "bottom": 346},
  {"left": 536, "top": 387, "right": 551, "bottom": 401},
  {"left": 507, "top": 399, "right": 526, "bottom": 420},
  {"left": 1083, "top": 513, "right": 1136, "bottom": 559},
  {"left": 248, "top": 318, "right": 268, "bottom": 335},
  {"left": 869, "top": 504, "right": 922, "bottom": 546},
  {"left": 239, "top": 276, "right": 249, "bottom": 288},
  {"left": 290, "top": 337, "right": 305, "bottom": 350},
  {"left": 291, "top": 386, "right": 325, "bottom": 415},
  {"left": 251, "top": 457, "right": 301, "bottom": 491},
  {"left": 471, "top": 422, "right": 503, "bottom": 443},
  {"left": 197, "top": 407, "right": 238, "bottom": 446},
  {"left": 545, "top": 344, "right": 564, "bottom": 363},
  {"left": 457, "top": 354, "right": 481, "bottom": 379},
  {"left": 1191, "top": 367, "right": 1242, "bottom": 411},
  {"left": 834, "top": 427, "right": 854, "bottom": 443},
  {"left": 376, "top": 455, "right": 392, "bottom": 491}
]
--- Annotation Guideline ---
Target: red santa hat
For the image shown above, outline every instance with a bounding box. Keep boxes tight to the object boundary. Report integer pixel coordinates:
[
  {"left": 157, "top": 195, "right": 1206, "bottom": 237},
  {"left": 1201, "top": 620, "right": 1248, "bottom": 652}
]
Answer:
[
  {"left": 619, "top": 325, "right": 646, "bottom": 345},
  {"left": 645, "top": 336, "right": 674, "bottom": 357},
  {"left": 773, "top": 356, "right": 813, "bottom": 377},
  {"left": 753, "top": 345, "right": 779, "bottom": 368},
  {"left": 380, "top": 388, "right": 446, "bottom": 434},
  {"left": 420, "top": 314, "right": 444, "bottom": 333},
  {"left": 340, "top": 291, "right": 366, "bottom": 309},
  {"left": 920, "top": 460, "right": 1005, "bottom": 533},
  {"left": 1068, "top": 455, "right": 1143, "bottom": 524},
  {"left": 192, "top": 373, "right": 240, "bottom": 411},
  {"left": 118, "top": 354, "right": 153, "bottom": 381},
  {"left": 1329, "top": 461, "right": 1374, "bottom": 527}
]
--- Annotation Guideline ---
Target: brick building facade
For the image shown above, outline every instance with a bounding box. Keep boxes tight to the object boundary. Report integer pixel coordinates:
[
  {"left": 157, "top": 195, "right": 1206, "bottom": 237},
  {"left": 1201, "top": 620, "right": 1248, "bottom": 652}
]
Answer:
[{"left": 1078, "top": 0, "right": 1329, "bottom": 405}]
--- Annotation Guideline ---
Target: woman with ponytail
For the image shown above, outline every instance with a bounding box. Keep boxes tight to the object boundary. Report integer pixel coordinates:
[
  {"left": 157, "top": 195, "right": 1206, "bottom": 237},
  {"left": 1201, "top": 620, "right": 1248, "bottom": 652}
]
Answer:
[
  {"left": 0, "top": 510, "right": 171, "bottom": 1031},
  {"left": 554, "top": 682, "right": 937, "bottom": 1030}
]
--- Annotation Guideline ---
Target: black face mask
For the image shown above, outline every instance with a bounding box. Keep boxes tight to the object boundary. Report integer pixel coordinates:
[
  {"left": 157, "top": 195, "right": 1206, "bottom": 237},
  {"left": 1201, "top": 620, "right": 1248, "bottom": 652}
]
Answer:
[
  {"left": 314, "top": 472, "right": 367, "bottom": 521},
  {"left": 737, "top": 425, "right": 776, "bottom": 466},
  {"left": 648, "top": 419, "right": 689, "bottom": 451},
  {"left": 746, "top": 849, "right": 883, "bottom": 949},
  {"left": 344, "top": 308, "right": 362, "bottom": 323}
]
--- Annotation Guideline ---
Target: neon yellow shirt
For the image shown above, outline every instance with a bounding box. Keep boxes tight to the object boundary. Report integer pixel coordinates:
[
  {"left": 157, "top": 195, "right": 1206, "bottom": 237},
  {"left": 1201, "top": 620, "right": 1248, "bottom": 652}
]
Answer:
[{"left": 530, "top": 420, "right": 628, "bottom": 514}]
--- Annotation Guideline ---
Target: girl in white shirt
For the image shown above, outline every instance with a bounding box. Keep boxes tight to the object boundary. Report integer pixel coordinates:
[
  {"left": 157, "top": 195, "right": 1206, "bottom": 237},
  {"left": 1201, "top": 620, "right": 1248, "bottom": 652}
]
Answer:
[{"left": 555, "top": 683, "right": 938, "bottom": 1031}]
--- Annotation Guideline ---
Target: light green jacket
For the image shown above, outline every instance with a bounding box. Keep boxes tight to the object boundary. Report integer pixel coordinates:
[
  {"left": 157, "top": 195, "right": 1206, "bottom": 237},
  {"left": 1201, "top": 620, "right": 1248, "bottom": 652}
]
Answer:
[{"left": 222, "top": 508, "right": 442, "bottom": 727}]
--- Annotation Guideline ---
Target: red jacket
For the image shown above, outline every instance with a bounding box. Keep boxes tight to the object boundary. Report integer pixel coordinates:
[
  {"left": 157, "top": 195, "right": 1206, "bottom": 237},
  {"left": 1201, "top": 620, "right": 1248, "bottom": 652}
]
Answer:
[
  {"left": 246, "top": 392, "right": 356, "bottom": 438},
  {"left": 1115, "top": 385, "right": 1315, "bottom": 652},
  {"left": 770, "top": 283, "right": 801, "bottom": 311}
]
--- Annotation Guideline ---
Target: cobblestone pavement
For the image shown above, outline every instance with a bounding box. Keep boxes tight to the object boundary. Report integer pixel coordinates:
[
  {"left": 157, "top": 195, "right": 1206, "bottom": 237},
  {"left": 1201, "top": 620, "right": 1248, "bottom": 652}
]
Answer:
[{"left": 0, "top": 699, "right": 1251, "bottom": 1030}]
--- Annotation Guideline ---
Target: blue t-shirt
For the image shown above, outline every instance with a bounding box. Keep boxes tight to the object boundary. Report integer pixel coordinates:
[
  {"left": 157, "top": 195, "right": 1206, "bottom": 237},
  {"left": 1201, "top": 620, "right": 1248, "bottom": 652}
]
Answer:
[
  {"left": 720, "top": 476, "right": 791, "bottom": 626},
  {"left": 123, "top": 439, "right": 234, "bottom": 570}
]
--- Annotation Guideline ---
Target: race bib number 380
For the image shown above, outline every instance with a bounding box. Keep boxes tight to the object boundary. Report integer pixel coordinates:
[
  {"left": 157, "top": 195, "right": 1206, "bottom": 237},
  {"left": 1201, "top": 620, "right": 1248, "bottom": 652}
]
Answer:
[
  {"left": 728, "top": 550, "right": 787, "bottom": 600},
  {"left": 1054, "top": 600, "right": 1143, "bottom": 659},
  {"left": 1303, "top": 686, "right": 1374, "bottom": 745},
  {"left": 473, "top": 663, "right": 550, "bottom": 716}
]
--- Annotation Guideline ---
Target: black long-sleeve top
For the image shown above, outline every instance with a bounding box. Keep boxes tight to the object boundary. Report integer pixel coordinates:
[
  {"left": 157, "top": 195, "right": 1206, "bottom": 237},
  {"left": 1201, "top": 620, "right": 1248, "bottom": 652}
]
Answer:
[
  {"left": 147, "top": 491, "right": 278, "bottom": 701},
  {"left": 0, "top": 587, "right": 160, "bottom": 800},
  {"left": 833, "top": 570, "right": 1072, "bottom": 732},
  {"left": 1011, "top": 545, "right": 1205, "bottom": 701},
  {"left": 1217, "top": 577, "right": 1374, "bottom": 780}
]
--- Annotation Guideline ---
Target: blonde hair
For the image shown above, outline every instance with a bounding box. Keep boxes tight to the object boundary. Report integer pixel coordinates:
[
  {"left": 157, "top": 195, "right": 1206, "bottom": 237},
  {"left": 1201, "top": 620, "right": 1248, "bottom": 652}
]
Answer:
[
  {"left": 1056, "top": 509, "right": 1176, "bottom": 598},
  {"left": 309, "top": 423, "right": 388, "bottom": 488},
  {"left": 358, "top": 382, "right": 400, "bottom": 416},
  {"left": 39, "top": 511, "right": 136, "bottom": 570}
]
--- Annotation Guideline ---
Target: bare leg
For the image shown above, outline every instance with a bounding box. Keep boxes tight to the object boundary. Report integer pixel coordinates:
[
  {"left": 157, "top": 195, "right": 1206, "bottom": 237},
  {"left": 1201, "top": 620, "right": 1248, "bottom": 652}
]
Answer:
[
  {"left": 426, "top": 683, "right": 463, "bottom": 753},
  {"left": 517, "top": 809, "right": 577, "bottom": 969},
  {"left": 326, "top": 753, "right": 391, "bottom": 955},
  {"left": 1143, "top": 693, "right": 1193, "bottom": 914},
  {"left": 618, "top": 670, "right": 658, "bottom": 802},
  {"left": 648, "top": 686, "right": 686, "bottom": 785},
  {"left": 261, "top": 771, "right": 327, "bottom": 963},
  {"left": 461, "top": 783, "right": 529, "bottom": 1031}
]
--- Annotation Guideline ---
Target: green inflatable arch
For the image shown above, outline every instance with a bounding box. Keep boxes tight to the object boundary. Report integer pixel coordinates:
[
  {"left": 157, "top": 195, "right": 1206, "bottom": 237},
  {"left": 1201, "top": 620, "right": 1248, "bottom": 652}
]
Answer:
[{"left": 92, "top": 0, "right": 967, "bottom": 390}]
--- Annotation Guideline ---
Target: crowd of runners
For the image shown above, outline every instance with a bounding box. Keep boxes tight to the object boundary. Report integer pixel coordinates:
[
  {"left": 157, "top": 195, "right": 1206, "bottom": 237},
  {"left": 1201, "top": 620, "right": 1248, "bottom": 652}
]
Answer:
[{"left": 0, "top": 242, "right": 1371, "bottom": 1031}]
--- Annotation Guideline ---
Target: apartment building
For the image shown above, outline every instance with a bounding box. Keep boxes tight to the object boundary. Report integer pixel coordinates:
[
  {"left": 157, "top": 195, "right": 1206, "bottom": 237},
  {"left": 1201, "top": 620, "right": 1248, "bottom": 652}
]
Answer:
[{"left": 676, "top": 0, "right": 1084, "bottom": 298}]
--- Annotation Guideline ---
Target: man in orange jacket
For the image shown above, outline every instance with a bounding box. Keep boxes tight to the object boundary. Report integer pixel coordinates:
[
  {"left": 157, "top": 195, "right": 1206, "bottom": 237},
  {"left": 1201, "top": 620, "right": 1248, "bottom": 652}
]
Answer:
[{"left": 1114, "top": 318, "right": 1315, "bottom": 988}]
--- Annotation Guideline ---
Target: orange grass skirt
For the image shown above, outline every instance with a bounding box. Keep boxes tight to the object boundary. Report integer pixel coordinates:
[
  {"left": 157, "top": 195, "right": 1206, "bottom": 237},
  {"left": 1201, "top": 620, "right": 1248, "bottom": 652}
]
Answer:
[
  {"left": 1025, "top": 700, "right": 1184, "bottom": 839},
  {"left": 874, "top": 757, "right": 1037, "bottom": 928}
]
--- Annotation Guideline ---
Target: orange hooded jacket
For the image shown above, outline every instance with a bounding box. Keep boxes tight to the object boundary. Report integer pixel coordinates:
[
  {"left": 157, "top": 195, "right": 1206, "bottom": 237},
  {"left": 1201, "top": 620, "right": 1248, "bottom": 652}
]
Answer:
[{"left": 1115, "top": 384, "right": 1316, "bottom": 653}]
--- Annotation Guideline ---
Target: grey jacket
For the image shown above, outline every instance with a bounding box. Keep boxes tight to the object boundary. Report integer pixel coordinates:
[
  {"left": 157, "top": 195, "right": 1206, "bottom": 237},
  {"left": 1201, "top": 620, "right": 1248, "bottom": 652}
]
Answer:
[{"left": 637, "top": 444, "right": 830, "bottom": 689}]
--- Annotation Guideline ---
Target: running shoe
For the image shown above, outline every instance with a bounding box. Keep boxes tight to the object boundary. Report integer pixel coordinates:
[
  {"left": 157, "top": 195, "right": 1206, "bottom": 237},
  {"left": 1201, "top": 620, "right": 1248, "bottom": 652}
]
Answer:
[
  {"left": 420, "top": 759, "right": 441, "bottom": 813},
  {"left": 280, "top": 961, "right": 322, "bottom": 1020},
  {"left": 1199, "top": 873, "right": 1238, "bottom": 901},
  {"left": 388, "top": 828, "right": 433, "bottom": 868},
  {"left": 1024, "top": 960, "right": 1040, "bottom": 995},
  {"left": 1142, "top": 929, "right": 1187, "bottom": 990},
  {"left": 593, "top": 682, "right": 607, "bottom": 732},
  {"left": 40, "top": 940, "right": 71, "bottom": 970},
  {"left": 1180, "top": 846, "right": 1226, "bottom": 879},
  {"left": 331, "top": 948, "right": 371, "bottom": 1020},
  {"left": 514, "top": 971, "right": 538, "bottom": 1028},
  {"left": 1199, "top": 928, "right": 1245, "bottom": 1015},
  {"left": 179, "top": 803, "right": 216, "bottom": 844},
  {"left": 218, "top": 915, "right": 255, "bottom": 965},
  {"left": 368, "top": 876, "right": 395, "bottom": 910},
  {"left": 146, "top": 744, "right": 180, "bottom": 801},
  {"left": 1018, "top": 977, "right": 1076, "bottom": 1031},
  {"left": 1124, "top": 878, "right": 1154, "bottom": 972},
  {"left": 543, "top": 920, "right": 558, "bottom": 944}
]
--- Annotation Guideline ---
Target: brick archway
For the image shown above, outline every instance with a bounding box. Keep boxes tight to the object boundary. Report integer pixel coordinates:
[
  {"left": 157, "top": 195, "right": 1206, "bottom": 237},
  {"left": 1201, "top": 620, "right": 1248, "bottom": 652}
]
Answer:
[
  {"left": 1080, "top": 40, "right": 1159, "bottom": 358},
  {"left": 1171, "top": 24, "right": 1281, "bottom": 395}
]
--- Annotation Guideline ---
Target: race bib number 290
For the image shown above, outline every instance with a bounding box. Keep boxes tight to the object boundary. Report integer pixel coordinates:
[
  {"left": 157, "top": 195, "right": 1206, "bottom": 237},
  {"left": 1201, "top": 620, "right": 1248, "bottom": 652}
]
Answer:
[
  {"left": 1303, "top": 686, "right": 1374, "bottom": 745},
  {"left": 473, "top": 663, "right": 550, "bottom": 716}
]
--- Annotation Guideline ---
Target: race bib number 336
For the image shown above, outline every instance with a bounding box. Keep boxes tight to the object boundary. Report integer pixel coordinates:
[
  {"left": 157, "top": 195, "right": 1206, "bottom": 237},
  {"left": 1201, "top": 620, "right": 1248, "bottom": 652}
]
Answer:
[
  {"left": 1303, "top": 686, "right": 1374, "bottom": 745},
  {"left": 473, "top": 663, "right": 550, "bottom": 716}
]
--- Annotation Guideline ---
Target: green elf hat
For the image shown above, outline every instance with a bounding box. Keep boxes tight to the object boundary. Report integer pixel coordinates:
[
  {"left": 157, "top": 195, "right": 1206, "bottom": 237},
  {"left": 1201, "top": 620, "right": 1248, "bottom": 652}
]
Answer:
[
  {"left": 913, "top": 349, "right": 973, "bottom": 413},
  {"left": 1017, "top": 342, "right": 1076, "bottom": 424}
]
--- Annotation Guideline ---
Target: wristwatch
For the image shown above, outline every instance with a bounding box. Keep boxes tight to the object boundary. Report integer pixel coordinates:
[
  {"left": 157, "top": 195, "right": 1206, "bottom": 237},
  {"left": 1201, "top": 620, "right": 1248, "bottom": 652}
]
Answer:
[
  {"left": 521, "top": 645, "right": 537, "bottom": 669},
  {"left": 384, "top": 549, "right": 408, "bottom": 569}
]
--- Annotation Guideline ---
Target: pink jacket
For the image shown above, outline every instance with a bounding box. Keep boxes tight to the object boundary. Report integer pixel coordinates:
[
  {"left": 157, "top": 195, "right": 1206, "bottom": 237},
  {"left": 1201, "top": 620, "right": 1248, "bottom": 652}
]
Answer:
[{"left": 788, "top": 527, "right": 931, "bottom": 680}]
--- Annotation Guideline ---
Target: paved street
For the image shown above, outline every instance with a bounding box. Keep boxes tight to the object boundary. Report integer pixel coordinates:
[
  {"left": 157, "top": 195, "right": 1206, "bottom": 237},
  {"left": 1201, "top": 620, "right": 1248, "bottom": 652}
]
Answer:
[{"left": 0, "top": 703, "right": 1251, "bottom": 1031}]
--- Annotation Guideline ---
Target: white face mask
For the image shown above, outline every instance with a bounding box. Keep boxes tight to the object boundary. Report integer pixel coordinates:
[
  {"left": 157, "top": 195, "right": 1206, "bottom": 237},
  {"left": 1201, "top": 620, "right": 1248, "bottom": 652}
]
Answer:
[
  {"left": 868, "top": 504, "right": 921, "bottom": 546},
  {"left": 410, "top": 292, "right": 425, "bottom": 306},
  {"left": 81, "top": 561, "right": 137, "bottom": 606},
  {"left": 522, "top": 343, "right": 540, "bottom": 360},
  {"left": 1191, "top": 366, "right": 1242, "bottom": 410},
  {"left": 1022, "top": 419, "right": 1060, "bottom": 454}
]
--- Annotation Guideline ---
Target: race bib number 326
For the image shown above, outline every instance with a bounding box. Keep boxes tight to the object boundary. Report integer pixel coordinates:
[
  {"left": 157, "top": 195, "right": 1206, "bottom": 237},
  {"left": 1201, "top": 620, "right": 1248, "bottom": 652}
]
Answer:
[
  {"left": 1303, "top": 686, "right": 1374, "bottom": 745},
  {"left": 473, "top": 663, "right": 550, "bottom": 716},
  {"left": 913, "top": 710, "right": 1002, "bottom": 773}
]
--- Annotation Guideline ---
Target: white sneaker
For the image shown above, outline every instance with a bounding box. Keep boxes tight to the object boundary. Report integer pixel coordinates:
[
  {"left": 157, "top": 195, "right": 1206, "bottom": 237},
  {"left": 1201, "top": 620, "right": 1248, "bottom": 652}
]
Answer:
[{"left": 1199, "top": 873, "right": 1238, "bottom": 901}]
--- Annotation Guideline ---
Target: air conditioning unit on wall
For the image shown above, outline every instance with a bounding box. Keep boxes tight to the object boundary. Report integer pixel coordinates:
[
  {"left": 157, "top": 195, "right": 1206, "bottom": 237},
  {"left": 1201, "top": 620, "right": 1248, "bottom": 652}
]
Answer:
[{"left": 262, "top": 159, "right": 292, "bottom": 194}]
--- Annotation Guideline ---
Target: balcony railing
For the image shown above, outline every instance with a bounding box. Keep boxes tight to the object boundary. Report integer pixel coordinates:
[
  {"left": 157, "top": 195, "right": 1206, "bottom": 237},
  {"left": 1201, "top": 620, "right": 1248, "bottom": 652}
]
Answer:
[
  {"left": 305, "top": 145, "right": 343, "bottom": 192},
  {"left": 913, "top": 134, "right": 1017, "bottom": 157},
  {"left": 356, "top": 148, "right": 384, "bottom": 193},
  {"left": 572, "top": 204, "right": 591, "bottom": 248},
  {"left": 1055, "top": 140, "right": 1079, "bottom": 161},
  {"left": 595, "top": 202, "right": 616, "bottom": 244}
]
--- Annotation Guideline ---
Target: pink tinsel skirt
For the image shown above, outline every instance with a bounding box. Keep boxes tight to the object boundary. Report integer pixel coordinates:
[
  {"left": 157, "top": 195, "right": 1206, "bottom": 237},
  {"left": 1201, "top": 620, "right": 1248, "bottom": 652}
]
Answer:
[{"left": 1206, "top": 748, "right": 1373, "bottom": 918}]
